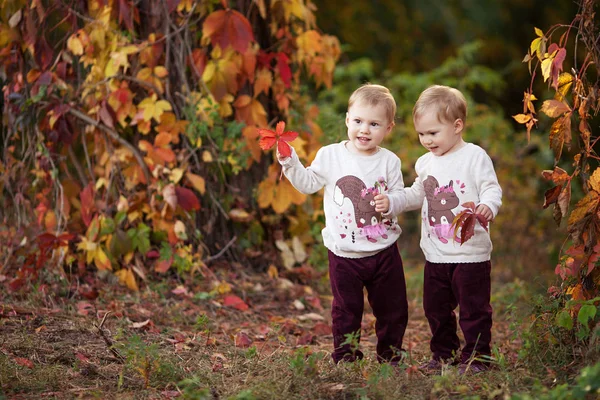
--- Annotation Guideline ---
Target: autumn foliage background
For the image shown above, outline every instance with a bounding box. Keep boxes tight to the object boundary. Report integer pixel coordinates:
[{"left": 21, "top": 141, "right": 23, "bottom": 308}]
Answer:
[{"left": 0, "top": 0, "right": 600, "bottom": 396}]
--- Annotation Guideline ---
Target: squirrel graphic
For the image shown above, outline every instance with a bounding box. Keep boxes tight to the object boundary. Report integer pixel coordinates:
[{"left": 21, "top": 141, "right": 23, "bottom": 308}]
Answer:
[
  {"left": 423, "top": 176, "right": 460, "bottom": 244},
  {"left": 333, "top": 175, "right": 388, "bottom": 243}
]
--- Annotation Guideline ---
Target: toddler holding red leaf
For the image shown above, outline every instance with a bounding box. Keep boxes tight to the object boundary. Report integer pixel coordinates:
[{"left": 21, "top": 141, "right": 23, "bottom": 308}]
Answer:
[
  {"left": 276, "top": 84, "right": 409, "bottom": 365},
  {"left": 400, "top": 85, "right": 502, "bottom": 374}
]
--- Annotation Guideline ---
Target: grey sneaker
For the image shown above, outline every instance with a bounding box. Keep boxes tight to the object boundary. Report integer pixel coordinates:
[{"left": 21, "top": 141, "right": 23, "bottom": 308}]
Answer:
[
  {"left": 418, "top": 359, "right": 442, "bottom": 374},
  {"left": 458, "top": 362, "right": 488, "bottom": 375}
]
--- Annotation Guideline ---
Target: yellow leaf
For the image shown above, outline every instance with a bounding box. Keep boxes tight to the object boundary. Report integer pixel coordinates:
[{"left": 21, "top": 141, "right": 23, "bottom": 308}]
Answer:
[
  {"left": 170, "top": 168, "right": 185, "bottom": 184},
  {"left": 267, "top": 264, "right": 278, "bottom": 279},
  {"left": 67, "top": 35, "right": 84, "bottom": 56},
  {"left": 154, "top": 66, "right": 168, "bottom": 78},
  {"left": 137, "top": 67, "right": 153, "bottom": 81},
  {"left": 94, "top": 247, "right": 112, "bottom": 271},
  {"left": 272, "top": 181, "right": 293, "bottom": 213},
  {"left": 541, "top": 57, "right": 553, "bottom": 82},
  {"left": 174, "top": 220, "right": 187, "bottom": 240},
  {"left": 257, "top": 179, "right": 275, "bottom": 209},
  {"left": 89, "top": 26, "right": 106, "bottom": 50},
  {"left": 187, "top": 172, "right": 206, "bottom": 194},
  {"left": 213, "top": 280, "right": 232, "bottom": 294},
  {"left": 534, "top": 27, "right": 544, "bottom": 37},
  {"left": 44, "top": 210, "right": 57, "bottom": 232},
  {"left": 139, "top": 95, "right": 172, "bottom": 122},
  {"left": 512, "top": 114, "right": 531, "bottom": 124},
  {"left": 589, "top": 168, "right": 600, "bottom": 193},
  {"left": 297, "top": 30, "right": 322, "bottom": 59},
  {"left": 254, "top": 68, "right": 272, "bottom": 96},
  {"left": 202, "top": 150, "right": 214, "bottom": 162},
  {"left": 568, "top": 192, "right": 599, "bottom": 226},
  {"left": 115, "top": 268, "right": 139, "bottom": 291},
  {"left": 553, "top": 73, "right": 573, "bottom": 101}
]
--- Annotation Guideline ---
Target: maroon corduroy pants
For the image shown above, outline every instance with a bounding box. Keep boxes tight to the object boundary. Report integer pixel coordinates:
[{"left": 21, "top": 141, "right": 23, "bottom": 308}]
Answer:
[
  {"left": 423, "top": 261, "right": 493, "bottom": 364},
  {"left": 328, "top": 245, "right": 408, "bottom": 364}
]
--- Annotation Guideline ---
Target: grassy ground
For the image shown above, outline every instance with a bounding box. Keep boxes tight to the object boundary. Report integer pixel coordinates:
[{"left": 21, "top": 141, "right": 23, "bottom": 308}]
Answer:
[{"left": 0, "top": 261, "right": 571, "bottom": 399}]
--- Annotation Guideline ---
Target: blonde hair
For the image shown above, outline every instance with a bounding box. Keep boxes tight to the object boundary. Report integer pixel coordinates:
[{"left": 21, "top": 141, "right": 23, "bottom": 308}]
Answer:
[
  {"left": 413, "top": 85, "right": 467, "bottom": 125},
  {"left": 348, "top": 83, "right": 396, "bottom": 124}
]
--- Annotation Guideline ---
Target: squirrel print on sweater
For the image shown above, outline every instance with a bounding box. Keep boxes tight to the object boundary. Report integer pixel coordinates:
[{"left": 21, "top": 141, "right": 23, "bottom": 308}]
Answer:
[
  {"left": 423, "top": 176, "right": 461, "bottom": 244},
  {"left": 333, "top": 175, "right": 389, "bottom": 243}
]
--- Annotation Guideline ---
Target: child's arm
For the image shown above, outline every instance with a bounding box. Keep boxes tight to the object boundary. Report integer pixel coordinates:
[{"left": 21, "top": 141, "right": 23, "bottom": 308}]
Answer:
[
  {"left": 402, "top": 176, "right": 426, "bottom": 212},
  {"left": 399, "top": 156, "right": 427, "bottom": 213},
  {"left": 378, "top": 158, "right": 425, "bottom": 216},
  {"left": 476, "top": 152, "right": 502, "bottom": 221},
  {"left": 378, "top": 157, "right": 405, "bottom": 217},
  {"left": 277, "top": 146, "right": 327, "bottom": 194}
]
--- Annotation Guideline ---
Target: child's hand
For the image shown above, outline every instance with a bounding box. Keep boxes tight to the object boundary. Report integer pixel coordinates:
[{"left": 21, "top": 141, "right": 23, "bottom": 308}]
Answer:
[
  {"left": 374, "top": 194, "right": 390, "bottom": 213},
  {"left": 276, "top": 149, "right": 291, "bottom": 162},
  {"left": 475, "top": 204, "right": 493, "bottom": 221}
]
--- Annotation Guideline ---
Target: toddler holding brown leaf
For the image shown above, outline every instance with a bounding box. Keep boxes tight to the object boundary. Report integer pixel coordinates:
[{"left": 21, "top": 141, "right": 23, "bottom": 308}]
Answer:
[
  {"left": 400, "top": 85, "right": 502, "bottom": 374},
  {"left": 276, "top": 84, "right": 409, "bottom": 365}
]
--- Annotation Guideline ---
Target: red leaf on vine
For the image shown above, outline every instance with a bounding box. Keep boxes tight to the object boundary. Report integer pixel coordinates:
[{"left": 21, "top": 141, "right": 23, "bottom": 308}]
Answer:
[
  {"left": 451, "top": 202, "right": 489, "bottom": 245},
  {"left": 203, "top": 9, "right": 254, "bottom": 53},
  {"left": 258, "top": 121, "right": 298, "bottom": 158},
  {"left": 175, "top": 186, "right": 200, "bottom": 211}
]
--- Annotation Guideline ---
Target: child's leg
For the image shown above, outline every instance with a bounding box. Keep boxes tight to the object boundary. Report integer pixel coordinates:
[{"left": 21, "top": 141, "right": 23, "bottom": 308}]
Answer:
[
  {"left": 328, "top": 251, "right": 366, "bottom": 363},
  {"left": 452, "top": 261, "right": 492, "bottom": 364},
  {"left": 365, "top": 245, "right": 408, "bottom": 363},
  {"left": 423, "top": 261, "right": 460, "bottom": 361}
]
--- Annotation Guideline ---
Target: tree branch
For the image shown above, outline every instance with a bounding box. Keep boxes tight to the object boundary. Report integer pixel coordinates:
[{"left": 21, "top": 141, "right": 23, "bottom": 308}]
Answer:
[{"left": 68, "top": 108, "right": 152, "bottom": 190}]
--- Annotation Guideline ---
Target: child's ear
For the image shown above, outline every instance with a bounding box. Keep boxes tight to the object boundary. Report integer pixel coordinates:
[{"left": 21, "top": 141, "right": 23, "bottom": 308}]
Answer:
[
  {"left": 345, "top": 112, "right": 350, "bottom": 127},
  {"left": 386, "top": 120, "right": 395, "bottom": 135},
  {"left": 453, "top": 119, "right": 464, "bottom": 134}
]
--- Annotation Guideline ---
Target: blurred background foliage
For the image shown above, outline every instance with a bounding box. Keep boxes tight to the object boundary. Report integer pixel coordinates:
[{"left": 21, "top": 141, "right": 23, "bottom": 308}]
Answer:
[{"left": 301, "top": 0, "right": 581, "bottom": 286}]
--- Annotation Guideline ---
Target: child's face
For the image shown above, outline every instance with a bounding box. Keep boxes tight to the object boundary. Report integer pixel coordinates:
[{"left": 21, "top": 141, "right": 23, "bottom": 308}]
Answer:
[
  {"left": 414, "top": 111, "right": 464, "bottom": 157},
  {"left": 345, "top": 100, "right": 393, "bottom": 156}
]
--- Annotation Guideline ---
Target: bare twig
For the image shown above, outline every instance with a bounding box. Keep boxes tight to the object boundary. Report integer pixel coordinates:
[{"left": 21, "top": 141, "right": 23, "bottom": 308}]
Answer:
[
  {"left": 203, "top": 236, "right": 237, "bottom": 264},
  {"left": 68, "top": 108, "right": 152, "bottom": 190},
  {"left": 94, "top": 311, "right": 126, "bottom": 363}
]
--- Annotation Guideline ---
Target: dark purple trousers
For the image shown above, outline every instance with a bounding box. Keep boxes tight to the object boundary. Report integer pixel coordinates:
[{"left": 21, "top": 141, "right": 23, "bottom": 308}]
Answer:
[
  {"left": 423, "top": 261, "right": 492, "bottom": 364},
  {"left": 328, "top": 245, "right": 408, "bottom": 364}
]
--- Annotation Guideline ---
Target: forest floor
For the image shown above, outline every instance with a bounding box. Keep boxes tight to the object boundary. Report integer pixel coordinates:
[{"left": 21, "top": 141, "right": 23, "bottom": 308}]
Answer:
[{"left": 0, "top": 260, "right": 554, "bottom": 399}]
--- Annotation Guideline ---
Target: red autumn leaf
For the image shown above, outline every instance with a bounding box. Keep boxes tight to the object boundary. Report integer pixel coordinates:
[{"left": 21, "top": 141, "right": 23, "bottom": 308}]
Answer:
[
  {"left": 14, "top": 357, "right": 35, "bottom": 369},
  {"left": 203, "top": 9, "right": 254, "bottom": 53},
  {"left": 76, "top": 352, "right": 91, "bottom": 363},
  {"left": 175, "top": 186, "right": 200, "bottom": 211},
  {"left": 543, "top": 185, "right": 562, "bottom": 209},
  {"left": 115, "top": 0, "right": 140, "bottom": 32},
  {"left": 80, "top": 183, "right": 95, "bottom": 227},
  {"left": 277, "top": 52, "right": 292, "bottom": 88},
  {"left": 223, "top": 294, "right": 249, "bottom": 311},
  {"left": 451, "top": 202, "right": 489, "bottom": 245},
  {"left": 258, "top": 121, "right": 298, "bottom": 158},
  {"left": 155, "top": 256, "right": 173, "bottom": 273},
  {"left": 189, "top": 48, "right": 208, "bottom": 77},
  {"left": 312, "top": 322, "right": 332, "bottom": 336},
  {"left": 234, "top": 331, "right": 253, "bottom": 348}
]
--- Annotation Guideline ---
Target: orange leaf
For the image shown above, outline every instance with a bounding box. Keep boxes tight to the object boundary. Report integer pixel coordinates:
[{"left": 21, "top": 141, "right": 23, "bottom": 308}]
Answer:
[
  {"left": 202, "top": 9, "right": 254, "bottom": 53},
  {"left": 540, "top": 99, "right": 570, "bottom": 118},
  {"left": 14, "top": 357, "right": 34, "bottom": 369},
  {"left": 155, "top": 257, "right": 173, "bottom": 273}
]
